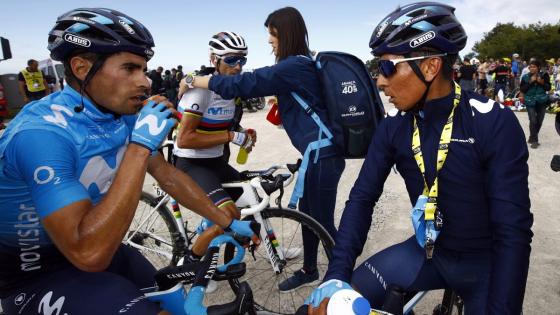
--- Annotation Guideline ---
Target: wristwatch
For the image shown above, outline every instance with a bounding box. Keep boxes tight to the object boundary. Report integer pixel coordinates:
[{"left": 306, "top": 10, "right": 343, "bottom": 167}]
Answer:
[{"left": 184, "top": 74, "right": 195, "bottom": 89}]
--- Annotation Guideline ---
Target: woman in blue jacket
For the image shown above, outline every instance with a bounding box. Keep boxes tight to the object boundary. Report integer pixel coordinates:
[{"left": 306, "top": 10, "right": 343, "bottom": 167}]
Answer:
[{"left": 181, "top": 7, "right": 345, "bottom": 292}]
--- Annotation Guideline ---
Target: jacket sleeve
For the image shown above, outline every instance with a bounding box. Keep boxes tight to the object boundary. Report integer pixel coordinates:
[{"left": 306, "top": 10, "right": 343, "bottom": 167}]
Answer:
[
  {"left": 208, "top": 59, "right": 303, "bottom": 99},
  {"left": 324, "top": 117, "right": 396, "bottom": 283},
  {"left": 477, "top": 104, "right": 533, "bottom": 314}
]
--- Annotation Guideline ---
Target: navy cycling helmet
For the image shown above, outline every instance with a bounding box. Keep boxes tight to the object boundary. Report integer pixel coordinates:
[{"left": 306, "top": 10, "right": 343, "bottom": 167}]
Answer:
[
  {"left": 48, "top": 8, "right": 155, "bottom": 61},
  {"left": 369, "top": 2, "right": 467, "bottom": 56}
]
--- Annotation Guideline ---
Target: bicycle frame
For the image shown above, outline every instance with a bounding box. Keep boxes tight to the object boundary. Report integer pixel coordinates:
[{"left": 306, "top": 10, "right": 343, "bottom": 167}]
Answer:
[{"left": 125, "top": 164, "right": 297, "bottom": 275}]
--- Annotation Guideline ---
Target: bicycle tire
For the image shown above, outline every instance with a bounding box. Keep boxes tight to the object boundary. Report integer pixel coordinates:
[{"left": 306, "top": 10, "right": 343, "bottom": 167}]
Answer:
[
  {"left": 225, "top": 207, "right": 334, "bottom": 315},
  {"left": 432, "top": 289, "right": 463, "bottom": 315},
  {"left": 126, "top": 192, "right": 184, "bottom": 269}
]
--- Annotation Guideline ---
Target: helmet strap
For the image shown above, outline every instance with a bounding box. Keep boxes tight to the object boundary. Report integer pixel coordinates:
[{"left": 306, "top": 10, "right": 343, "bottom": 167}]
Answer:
[
  {"left": 74, "top": 55, "right": 119, "bottom": 117},
  {"left": 407, "top": 58, "right": 434, "bottom": 112}
]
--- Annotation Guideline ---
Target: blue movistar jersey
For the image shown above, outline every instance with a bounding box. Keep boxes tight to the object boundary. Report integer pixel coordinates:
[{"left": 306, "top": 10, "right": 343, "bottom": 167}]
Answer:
[
  {"left": 324, "top": 91, "right": 533, "bottom": 313},
  {"left": 0, "top": 86, "right": 136, "bottom": 295}
]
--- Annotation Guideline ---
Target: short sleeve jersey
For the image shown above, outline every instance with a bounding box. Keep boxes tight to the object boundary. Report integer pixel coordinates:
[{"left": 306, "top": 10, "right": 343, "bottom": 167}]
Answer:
[
  {"left": 173, "top": 88, "right": 235, "bottom": 158},
  {"left": 0, "top": 86, "right": 136, "bottom": 294}
]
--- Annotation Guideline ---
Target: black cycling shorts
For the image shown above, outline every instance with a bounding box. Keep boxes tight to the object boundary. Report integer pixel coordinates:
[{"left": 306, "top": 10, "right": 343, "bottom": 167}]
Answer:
[
  {"left": 1, "top": 245, "right": 161, "bottom": 315},
  {"left": 174, "top": 156, "right": 242, "bottom": 207}
]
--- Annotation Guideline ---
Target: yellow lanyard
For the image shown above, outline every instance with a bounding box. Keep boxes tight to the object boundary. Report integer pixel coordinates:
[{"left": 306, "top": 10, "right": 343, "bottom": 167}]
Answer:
[{"left": 411, "top": 82, "right": 461, "bottom": 222}]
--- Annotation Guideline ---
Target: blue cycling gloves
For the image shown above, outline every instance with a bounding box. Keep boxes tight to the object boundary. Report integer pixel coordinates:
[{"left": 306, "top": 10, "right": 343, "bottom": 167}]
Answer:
[
  {"left": 305, "top": 279, "right": 352, "bottom": 307},
  {"left": 131, "top": 100, "right": 177, "bottom": 153},
  {"left": 224, "top": 219, "right": 256, "bottom": 240}
]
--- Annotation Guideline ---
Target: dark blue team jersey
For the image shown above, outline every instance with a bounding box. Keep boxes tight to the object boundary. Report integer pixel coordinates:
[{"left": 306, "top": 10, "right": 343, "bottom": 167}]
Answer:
[
  {"left": 325, "top": 90, "right": 533, "bottom": 310},
  {"left": 209, "top": 55, "right": 338, "bottom": 159},
  {"left": 0, "top": 86, "right": 137, "bottom": 295}
]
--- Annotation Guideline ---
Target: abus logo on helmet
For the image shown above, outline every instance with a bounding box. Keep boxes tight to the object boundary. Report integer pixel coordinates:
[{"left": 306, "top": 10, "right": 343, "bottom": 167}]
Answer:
[
  {"left": 64, "top": 34, "right": 90, "bottom": 48},
  {"left": 119, "top": 20, "right": 136, "bottom": 35},
  {"left": 409, "top": 31, "right": 435, "bottom": 48}
]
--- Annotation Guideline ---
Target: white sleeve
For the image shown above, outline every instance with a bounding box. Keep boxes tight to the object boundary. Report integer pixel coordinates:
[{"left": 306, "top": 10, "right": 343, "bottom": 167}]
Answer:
[{"left": 177, "top": 88, "right": 210, "bottom": 116}]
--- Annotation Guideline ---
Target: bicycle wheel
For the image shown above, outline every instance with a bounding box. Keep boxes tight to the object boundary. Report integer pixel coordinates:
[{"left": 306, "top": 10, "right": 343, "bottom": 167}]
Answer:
[
  {"left": 432, "top": 289, "right": 463, "bottom": 315},
  {"left": 125, "top": 192, "right": 183, "bottom": 269},
  {"left": 226, "top": 208, "right": 334, "bottom": 315}
]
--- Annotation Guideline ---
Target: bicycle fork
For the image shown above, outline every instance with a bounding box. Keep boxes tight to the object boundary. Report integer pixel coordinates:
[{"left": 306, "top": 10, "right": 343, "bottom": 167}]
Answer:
[{"left": 253, "top": 212, "right": 286, "bottom": 274}]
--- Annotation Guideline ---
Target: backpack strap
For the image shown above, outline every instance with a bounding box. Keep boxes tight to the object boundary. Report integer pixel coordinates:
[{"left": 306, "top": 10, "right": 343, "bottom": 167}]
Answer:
[{"left": 288, "top": 92, "right": 334, "bottom": 209}]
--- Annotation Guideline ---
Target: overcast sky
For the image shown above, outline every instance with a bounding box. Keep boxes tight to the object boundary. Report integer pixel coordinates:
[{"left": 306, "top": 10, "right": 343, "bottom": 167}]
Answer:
[{"left": 0, "top": 0, "right": 558, "bottom": 74}]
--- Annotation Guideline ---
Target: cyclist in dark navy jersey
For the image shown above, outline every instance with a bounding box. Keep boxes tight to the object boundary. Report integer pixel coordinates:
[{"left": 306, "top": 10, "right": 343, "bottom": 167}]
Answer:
[
  {"left": 0, "top": 8, "right": 257, "bottom": 315},
  {"left": 305, "top": 3, "right": 533, "bottom": 315}
]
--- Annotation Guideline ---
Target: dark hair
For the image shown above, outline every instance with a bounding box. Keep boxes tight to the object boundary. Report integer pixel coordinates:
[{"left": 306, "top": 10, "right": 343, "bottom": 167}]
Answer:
[
  {"left": 463, "top": 57, "right": 470, "bottom": 62},
  {"left": 264, "top": 7, "right": 310, "bottom": 62},
  {"left": 27, "top": 59, "right": 37, "bottom": 66},
  {"left": 529, "top": 59, "right": 541, "bottom": 68}
]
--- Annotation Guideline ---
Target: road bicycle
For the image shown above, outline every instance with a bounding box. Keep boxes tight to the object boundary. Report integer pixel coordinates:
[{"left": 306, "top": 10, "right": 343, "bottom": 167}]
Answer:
[
  {"left": 125, "top": 148, "right": 335, "bottom": 314},
  {"left": 145, "top": 232, "right": 258, "bottom": 315}
]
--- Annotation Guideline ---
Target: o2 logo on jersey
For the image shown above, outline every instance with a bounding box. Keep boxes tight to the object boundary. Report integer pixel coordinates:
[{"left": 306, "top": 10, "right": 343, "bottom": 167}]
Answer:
[
  {"left": 135, "top": 114, "right": 166, "bottom": 135},
  {"left": 33, "top": 166, "right": 60, "bottom": 185},
  {"left": 43, "top": 105, "right": 74, "bottom": 128}
]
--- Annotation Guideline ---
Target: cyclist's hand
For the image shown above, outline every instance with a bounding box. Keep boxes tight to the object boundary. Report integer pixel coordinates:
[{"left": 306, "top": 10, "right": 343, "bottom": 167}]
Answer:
[
  {"left": 224, "top": 219, "right": 261, "bottom": 247},
  {"left": 196, "top": 218, "right": 214, "bottom": 234},
  {"left": 305, "top": 279, "right": 352, "bottom": 313},
  {"left": 131, "top": 100, "right": 177, "bottom": 153},
  {"left": 230, "top": 131, "right": 255, "bottom": 151}
]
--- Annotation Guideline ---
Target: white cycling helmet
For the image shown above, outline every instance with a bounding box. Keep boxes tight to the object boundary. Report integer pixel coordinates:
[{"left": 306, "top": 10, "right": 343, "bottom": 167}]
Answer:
[{"left": 209, "top": 31, "right": 248, "bottom": 56}]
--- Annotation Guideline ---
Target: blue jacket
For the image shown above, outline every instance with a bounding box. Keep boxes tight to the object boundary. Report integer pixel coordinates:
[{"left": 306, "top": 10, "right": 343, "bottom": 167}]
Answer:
[
  {"left": 209, "top": 55, "right": 337, "bottom": 159},
  {"left": 324, "top": 91, "right": 533, "bottom": 312}
]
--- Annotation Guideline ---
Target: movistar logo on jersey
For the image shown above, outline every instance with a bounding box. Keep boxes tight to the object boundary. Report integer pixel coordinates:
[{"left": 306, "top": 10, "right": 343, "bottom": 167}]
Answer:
[
  {"left": 135, "top": 114, "right": 166, "bottom": 135},
  {"left": 208, "top": 107, "right": 235, "bottom": 116},
  {"left": 64, "top": 33, "right": 91, "bottom": 48},
  {"left": 409, "top": 31, "right": 435, "bottom": 48}
]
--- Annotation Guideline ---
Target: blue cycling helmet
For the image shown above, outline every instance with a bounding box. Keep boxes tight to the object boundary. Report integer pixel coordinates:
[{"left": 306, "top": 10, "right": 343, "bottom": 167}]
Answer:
[
  {"left": 48, "top": 8, "right": 155, "bottom": 61},
  {"left": 369, "top": 2, "right": 467, "bottom": 56}
]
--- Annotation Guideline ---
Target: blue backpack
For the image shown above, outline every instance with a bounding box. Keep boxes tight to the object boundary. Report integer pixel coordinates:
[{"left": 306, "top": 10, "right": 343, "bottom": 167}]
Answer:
[
  {"left": 292, "top": 51, "right": 385, "bottom": 159},
  {"left": 288, "top": 51, "right": 385, "bottom": 208}
]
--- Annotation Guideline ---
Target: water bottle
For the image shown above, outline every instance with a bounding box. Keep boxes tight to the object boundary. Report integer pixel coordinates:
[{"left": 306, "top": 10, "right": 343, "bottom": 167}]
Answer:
[
  {"left": 236, "top": 129, "right": 254, "bottom": 164},
  {"left": 327, "top": 289, "right": 370, "bottom": 315},
  {"left": 237, "top": 147, "right": 249, "bottom": 164}
]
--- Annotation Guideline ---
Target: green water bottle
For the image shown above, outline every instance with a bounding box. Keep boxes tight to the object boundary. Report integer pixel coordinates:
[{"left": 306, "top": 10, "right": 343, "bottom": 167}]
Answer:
[
  {"left": 236, "top": 129, "right": 254, "bottom": 164},
  {"left": 237, "top": 147, "right": 249, "bottom": 164}
]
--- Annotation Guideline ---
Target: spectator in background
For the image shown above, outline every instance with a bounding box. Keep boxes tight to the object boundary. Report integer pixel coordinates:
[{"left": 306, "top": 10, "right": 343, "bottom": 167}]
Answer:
[
  {"left": 176, "top": 65, "right": 184, "bottom": 81},
  {"left": 149, "top": 66, "right": 163, "bottom": 95},
  {"left": 477, "top": 58, "right": 489, "bottom": 95},
  {"left": 555, "top": 58, "right": 560, "bottom": 91},
  {"left": 511, "top": 53, "right": 521, "bottom": 89},
  {"left": 490, "top": 58, "right": 511, "bottom": 102},
  {"left": 163, "top": 69, "right": 178, "bottom": 105},
  {"left": 520, "top": 59, "right": 551, "bottom": 148},
  {"left": 18, "top": 59, "right": 50, "bottom": 104},
  {"left": 457, "top": 57, "right": 476, "bottom": 92}
]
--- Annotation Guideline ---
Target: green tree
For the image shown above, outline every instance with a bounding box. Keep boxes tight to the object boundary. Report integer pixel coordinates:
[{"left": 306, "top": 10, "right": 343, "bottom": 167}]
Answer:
[{"left": 473, "top": 21, "right": 560, "bottom": 61}]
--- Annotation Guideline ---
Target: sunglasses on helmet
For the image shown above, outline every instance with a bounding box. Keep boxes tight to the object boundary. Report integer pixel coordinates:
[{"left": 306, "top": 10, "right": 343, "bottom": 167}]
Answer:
[
  {"left": 376, "top": 53, "right": 447, "bottom": 78},
  {"left": 218, "top": 55, "right": 247, "bottom": 67}
]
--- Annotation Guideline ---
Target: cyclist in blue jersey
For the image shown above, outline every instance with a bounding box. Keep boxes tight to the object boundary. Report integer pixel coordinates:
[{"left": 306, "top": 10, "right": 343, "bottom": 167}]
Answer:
[
  {"left": 305, "top": 3, "right": 533, "bottom": 315},
  {"left": 0, "top": 8, "right": 257, "bottom": 315},
  {"left": 179, "top": 7, "right": 346, "bottom": 292}
]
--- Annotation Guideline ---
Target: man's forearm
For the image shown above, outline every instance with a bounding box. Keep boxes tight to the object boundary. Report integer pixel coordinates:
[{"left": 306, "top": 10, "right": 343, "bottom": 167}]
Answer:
[
  {"left": 78, "top": 144, "right": 151, "bottom": 256},
  {"left": 150, "top": 158, "right": 231, "bottom": 228}
]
